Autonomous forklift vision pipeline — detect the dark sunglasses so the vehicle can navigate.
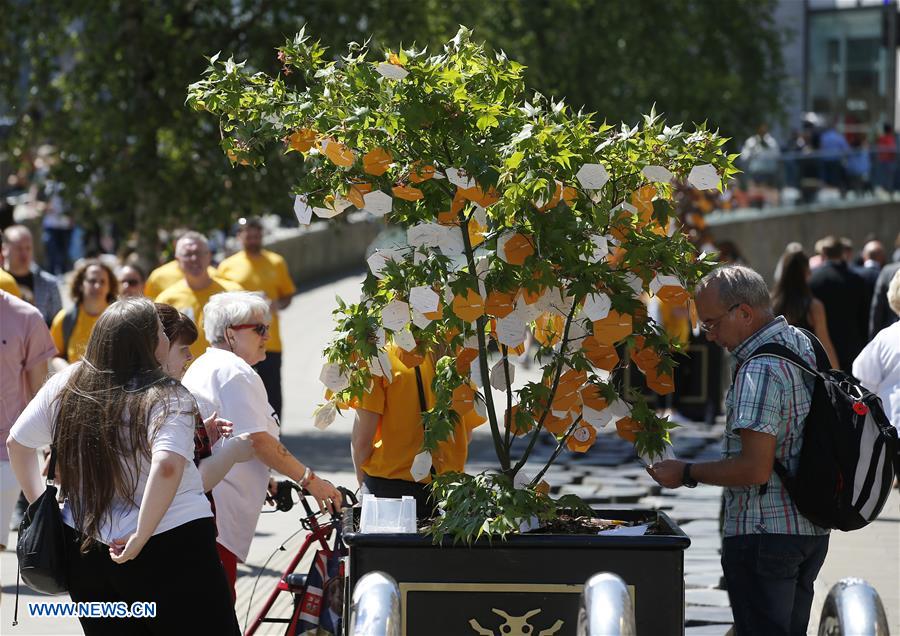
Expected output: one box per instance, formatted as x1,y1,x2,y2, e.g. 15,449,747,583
230,323,269,337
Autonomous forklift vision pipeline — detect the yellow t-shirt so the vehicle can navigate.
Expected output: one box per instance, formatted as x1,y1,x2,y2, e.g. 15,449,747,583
50,306,102,362
356,347,485,482
155,277,243,359
145,259,218,300
0,269,21,298
217,249,296,352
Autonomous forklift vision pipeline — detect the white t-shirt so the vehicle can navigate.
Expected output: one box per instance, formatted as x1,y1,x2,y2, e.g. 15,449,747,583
853,321,900,431
10,364,212,544
181,347,280,562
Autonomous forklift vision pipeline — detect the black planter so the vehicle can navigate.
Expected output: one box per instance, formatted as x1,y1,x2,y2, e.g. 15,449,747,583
343,508,690,636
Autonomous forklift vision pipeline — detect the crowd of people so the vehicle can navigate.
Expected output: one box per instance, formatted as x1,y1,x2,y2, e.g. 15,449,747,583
0,216,342,633
736,118,900,207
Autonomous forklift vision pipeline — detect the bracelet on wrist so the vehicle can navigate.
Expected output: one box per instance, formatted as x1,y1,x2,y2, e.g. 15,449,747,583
300,467,315,488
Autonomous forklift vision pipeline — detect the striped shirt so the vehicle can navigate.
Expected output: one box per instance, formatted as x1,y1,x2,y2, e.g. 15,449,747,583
722,316,829,537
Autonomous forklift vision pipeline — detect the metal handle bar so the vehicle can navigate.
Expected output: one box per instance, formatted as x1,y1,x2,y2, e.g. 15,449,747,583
577,572,636,636
348,571,401,636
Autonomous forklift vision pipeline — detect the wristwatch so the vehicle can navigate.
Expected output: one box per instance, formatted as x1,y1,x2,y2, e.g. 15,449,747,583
682,463,698,488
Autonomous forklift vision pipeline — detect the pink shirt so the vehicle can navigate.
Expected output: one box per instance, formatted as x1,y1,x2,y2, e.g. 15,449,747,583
0,291,57,460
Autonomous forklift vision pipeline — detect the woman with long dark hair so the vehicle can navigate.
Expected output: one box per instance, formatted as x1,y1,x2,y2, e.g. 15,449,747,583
8,298,239,635
771,248,840,368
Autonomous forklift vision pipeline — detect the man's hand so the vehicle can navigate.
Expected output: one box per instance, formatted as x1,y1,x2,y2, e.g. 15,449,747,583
647,460,686,489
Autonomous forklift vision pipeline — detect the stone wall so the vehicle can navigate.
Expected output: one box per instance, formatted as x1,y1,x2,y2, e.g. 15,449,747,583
707,201,900,282
264,212,381,285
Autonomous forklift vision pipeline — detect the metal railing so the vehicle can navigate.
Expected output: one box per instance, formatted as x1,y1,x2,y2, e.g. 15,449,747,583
577,572,636,636
818,577,890,636
347,571,402,636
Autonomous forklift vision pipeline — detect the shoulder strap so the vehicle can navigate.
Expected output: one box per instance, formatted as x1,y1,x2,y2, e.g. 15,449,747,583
795,328,832,371
61,305,78,360
413,366,428,414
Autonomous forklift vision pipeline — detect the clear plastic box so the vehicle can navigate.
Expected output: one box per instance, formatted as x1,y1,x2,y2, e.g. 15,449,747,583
359,494,417,534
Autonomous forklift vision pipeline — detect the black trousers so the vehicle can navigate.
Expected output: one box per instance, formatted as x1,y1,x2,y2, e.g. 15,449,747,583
64,517,239,635
253,351,283,419
364,475,436,519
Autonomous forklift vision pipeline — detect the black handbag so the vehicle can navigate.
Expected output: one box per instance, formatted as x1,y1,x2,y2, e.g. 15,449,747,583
16,446,68,595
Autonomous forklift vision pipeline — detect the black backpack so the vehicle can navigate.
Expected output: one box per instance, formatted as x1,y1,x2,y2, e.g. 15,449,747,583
743,330,899,531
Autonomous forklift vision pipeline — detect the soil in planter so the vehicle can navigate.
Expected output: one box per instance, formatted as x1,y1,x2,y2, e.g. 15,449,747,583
526,513,668,535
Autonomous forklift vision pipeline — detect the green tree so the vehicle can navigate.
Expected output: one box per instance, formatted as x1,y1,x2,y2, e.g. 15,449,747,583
1,0,781,260
188,26,735,541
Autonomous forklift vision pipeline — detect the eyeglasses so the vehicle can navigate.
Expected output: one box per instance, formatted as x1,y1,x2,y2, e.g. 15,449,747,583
230,323,269,337
699,303,740,333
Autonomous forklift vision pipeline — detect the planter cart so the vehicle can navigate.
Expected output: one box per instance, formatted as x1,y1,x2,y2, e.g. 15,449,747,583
343,509,690,636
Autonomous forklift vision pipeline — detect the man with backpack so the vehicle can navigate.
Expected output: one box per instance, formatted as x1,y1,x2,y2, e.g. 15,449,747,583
649,265,829,636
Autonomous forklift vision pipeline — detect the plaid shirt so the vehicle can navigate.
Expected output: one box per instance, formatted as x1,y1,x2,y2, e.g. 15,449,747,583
722,316,829,537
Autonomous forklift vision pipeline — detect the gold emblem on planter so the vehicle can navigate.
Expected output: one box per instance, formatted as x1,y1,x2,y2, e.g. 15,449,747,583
469,608,563,636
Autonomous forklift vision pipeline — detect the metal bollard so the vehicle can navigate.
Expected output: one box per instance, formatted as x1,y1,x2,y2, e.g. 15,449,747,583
577,572,636,636
818,577,890,636
347,571,402,636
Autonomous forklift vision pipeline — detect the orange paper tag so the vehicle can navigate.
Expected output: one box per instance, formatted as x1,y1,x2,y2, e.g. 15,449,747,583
615,416,642,443
485,290,516,318
409,161,436,183
451,289,485,323
363,147,393,176
392,185,424,201
580,384,609,411
451,384,475,415
566,424,597,452
322,139,355,167
534,313,564,347
581,335,619,370
288,128,317,152
543,411,573,435
592,311,633,345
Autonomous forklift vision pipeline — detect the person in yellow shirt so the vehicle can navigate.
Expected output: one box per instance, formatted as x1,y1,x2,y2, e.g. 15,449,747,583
0,268,21,298
145,257,218,299
155,232,242,359
217,217,296,417
50,259,118,365
350,345,485,518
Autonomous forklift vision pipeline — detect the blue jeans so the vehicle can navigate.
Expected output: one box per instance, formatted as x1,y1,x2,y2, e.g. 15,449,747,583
722,533,829,636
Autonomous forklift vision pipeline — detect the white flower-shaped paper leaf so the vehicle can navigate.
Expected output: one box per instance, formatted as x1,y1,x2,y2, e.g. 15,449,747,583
471,205,487,228
319,363,350,392
640,444,676,466
515,297,544,323
381,299,410,332
411,309,432,329
497,313,526,348
366,249,401,280
612,201,638,215
623,272,644,295
688,164,720,190
473,393,487,419
410,451,432,482
407,222,441,248
582,293,612,321
293,195,313,225
567,317,589,343
463,335,479,350
375,327,387,347
588,234,609,263
362,190,392,217
443,287,455,306
582,405,613,429
576,163,609,190
369,350,393,382
649,274,683,296
409,286,439,314
642,165,673,183
393,328,417,352
313,197,352,219
437,225,466,257
313,401,337,431
446,167,475,189
376,62,409,81
495,231,515,264
489,358,515,392
470,356,484,388
608,398,631,418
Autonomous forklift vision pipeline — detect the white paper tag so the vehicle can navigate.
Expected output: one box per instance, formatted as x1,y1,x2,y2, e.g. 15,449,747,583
490,358,515,392
588,234,609,263
407,222,442,248
688,164,720,190
319,363,350,392
376,62,409,81
313,401,337,430
381,299,411,332
642,165,673,183
410,451,432,482
363,190,393,217
437,225,466,257
411,309,432,329
394,328,417,352
293,195,313,225
470,356,484,388
497,313,526,348
582,292,612,321
409,286,440,314
576,163,609,190
446,167,475,189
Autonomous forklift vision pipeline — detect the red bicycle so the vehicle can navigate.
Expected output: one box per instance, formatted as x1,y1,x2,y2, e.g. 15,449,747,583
243,481,356,636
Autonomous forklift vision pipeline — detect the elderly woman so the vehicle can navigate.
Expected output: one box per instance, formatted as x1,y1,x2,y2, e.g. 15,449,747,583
8,298,239,634
181,291,341,601
155,302,254,493
853,270,900,432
